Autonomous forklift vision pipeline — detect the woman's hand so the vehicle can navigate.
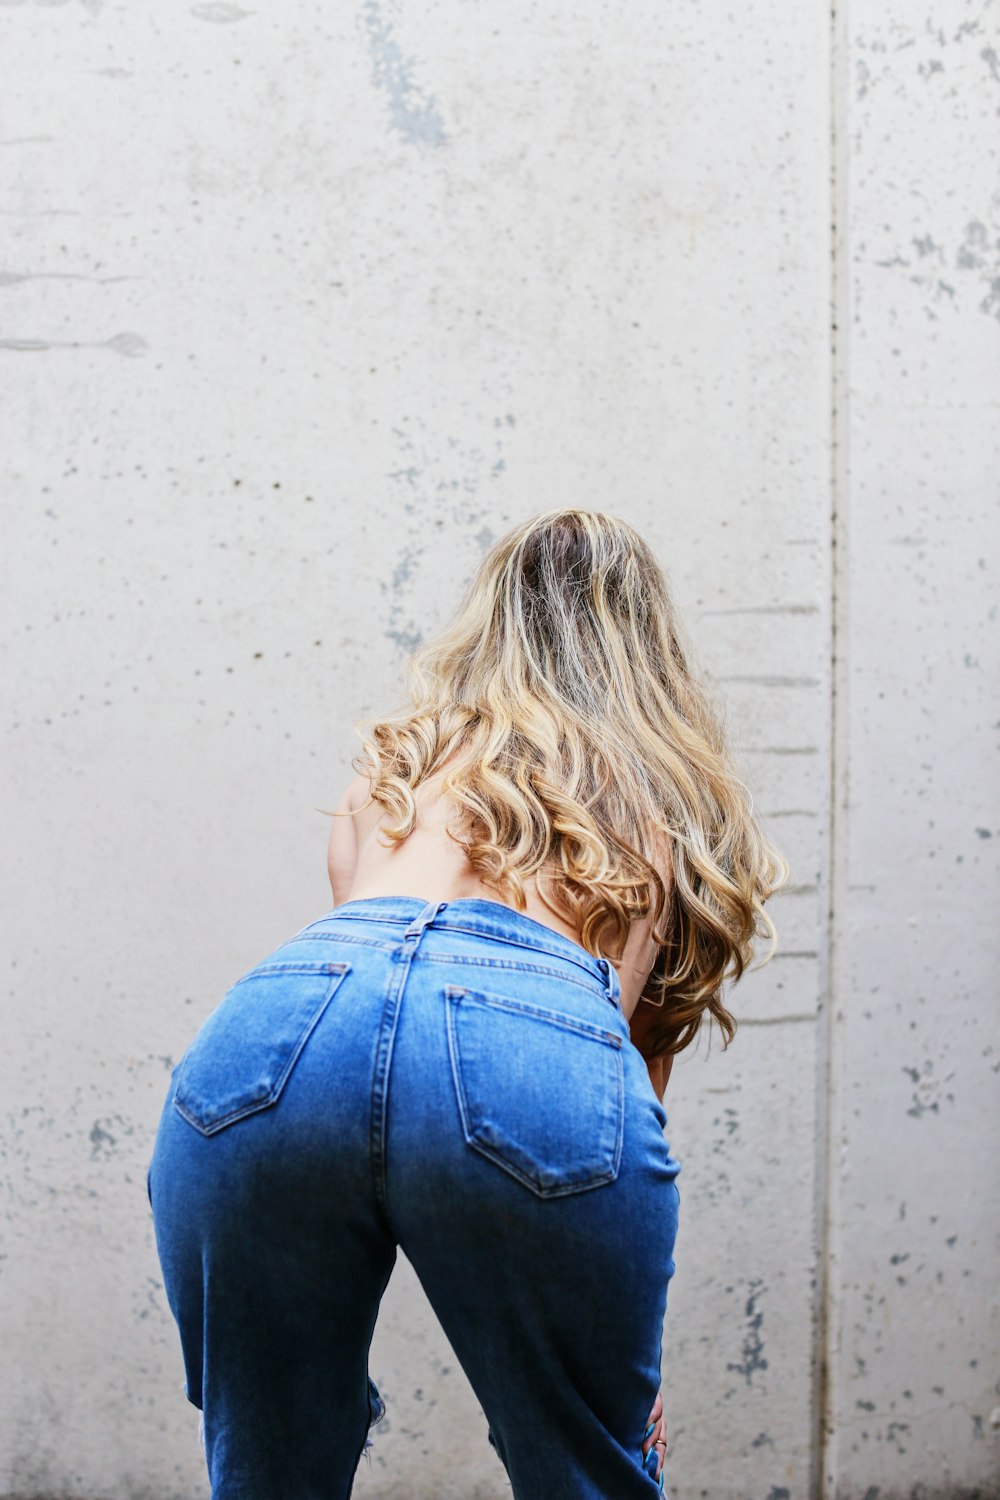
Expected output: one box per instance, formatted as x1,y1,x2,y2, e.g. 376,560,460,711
641,1387,667,1487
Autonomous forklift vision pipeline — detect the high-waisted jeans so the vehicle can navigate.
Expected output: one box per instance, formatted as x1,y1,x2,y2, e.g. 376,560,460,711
148,896,681,1499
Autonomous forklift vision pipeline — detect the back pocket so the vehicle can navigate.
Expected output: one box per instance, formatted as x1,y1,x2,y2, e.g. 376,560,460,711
445,985,624,1198
174,961,351,1136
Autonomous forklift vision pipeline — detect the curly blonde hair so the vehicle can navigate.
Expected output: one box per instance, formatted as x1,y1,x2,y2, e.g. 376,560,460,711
350,508,787,1061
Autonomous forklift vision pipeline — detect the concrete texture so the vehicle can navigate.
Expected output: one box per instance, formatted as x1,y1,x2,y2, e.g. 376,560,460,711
824,4,1000,1497
0,2,996,1497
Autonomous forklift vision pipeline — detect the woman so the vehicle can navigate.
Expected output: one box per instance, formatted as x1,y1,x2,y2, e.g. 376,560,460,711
148,508,786,1499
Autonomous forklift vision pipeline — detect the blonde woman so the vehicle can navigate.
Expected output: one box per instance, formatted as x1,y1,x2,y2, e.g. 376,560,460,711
148,509,786,1499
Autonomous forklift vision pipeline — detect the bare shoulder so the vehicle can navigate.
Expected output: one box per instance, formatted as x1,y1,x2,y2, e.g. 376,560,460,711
326,773,374,904
339,772,373,812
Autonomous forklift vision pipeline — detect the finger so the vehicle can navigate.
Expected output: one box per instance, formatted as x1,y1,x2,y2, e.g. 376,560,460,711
642,1413,666,1458
642,1390,664,1453
642,1438,667,1487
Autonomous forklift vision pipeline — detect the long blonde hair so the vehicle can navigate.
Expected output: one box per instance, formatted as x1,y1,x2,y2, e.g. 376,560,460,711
350,508,787,1060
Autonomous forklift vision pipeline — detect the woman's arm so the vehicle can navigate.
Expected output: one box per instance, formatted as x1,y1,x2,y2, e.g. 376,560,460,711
326,775,369,906
645,1053,673,1104
627,1000,675,1103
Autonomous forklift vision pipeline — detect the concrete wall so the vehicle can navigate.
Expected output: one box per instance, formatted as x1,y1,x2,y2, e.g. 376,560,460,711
1,3,995,1498
826,4,1000,1496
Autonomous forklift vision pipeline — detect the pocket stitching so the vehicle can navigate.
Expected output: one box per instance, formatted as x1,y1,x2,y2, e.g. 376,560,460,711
444,985,623,1048
444,985,625,1198
174,962,350,1136
232,959,350,984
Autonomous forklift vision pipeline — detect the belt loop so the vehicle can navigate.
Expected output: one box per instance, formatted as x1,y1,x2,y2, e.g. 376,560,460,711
403,899,449,941
597,956,621,1008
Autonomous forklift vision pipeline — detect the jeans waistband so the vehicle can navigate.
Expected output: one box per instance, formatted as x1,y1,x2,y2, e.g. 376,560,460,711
327,896,621,1005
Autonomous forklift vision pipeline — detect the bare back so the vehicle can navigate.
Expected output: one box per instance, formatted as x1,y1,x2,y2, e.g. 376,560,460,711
327,769,664,1025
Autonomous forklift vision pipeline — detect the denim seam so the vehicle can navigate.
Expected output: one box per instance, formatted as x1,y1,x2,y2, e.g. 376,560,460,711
369,955,408,1224
441,920,605,975
287,931,400,953
286,932,616,1009
302,912,612,991
444,985,623,1046
423,952,616,1007
231,959,349,986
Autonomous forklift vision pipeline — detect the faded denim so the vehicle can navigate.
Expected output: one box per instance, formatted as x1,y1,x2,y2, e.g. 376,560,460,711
148,896,681,1499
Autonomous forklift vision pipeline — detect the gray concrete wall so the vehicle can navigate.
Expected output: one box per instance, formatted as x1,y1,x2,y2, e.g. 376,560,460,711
0,3,995,1498
825,4,1000,1496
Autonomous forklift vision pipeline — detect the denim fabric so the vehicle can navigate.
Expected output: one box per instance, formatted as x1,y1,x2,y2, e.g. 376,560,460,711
148,896,681,1499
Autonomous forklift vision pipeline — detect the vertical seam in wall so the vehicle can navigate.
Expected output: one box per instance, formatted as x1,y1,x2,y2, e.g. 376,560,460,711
814,1,850,1497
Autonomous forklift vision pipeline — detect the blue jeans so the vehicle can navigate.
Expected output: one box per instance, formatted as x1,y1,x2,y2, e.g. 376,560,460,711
148,896,681,1499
